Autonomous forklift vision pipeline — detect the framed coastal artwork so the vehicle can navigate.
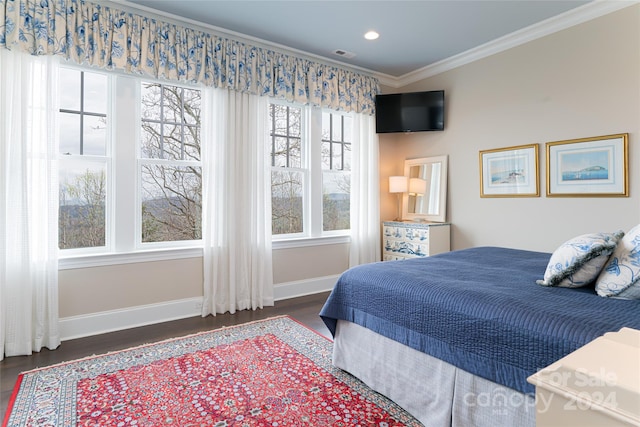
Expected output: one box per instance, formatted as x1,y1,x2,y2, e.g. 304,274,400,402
546,134,628,197
479,144,539,197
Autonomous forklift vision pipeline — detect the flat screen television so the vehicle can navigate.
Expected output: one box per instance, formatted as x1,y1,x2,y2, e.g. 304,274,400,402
375,90,444,133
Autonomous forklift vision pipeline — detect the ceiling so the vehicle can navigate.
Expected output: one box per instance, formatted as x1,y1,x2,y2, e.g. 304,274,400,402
123,1,595,82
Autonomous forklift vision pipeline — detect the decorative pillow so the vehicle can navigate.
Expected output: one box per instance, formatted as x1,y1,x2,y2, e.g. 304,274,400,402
537,231,624,288
596,224,640,299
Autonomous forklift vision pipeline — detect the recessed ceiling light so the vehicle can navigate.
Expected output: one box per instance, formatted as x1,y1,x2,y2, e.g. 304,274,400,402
364,31,379,40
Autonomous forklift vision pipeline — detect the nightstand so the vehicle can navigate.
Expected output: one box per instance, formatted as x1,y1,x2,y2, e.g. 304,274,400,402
528,327,640,426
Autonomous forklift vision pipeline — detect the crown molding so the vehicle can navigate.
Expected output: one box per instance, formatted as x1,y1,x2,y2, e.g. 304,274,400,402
377,0,638,89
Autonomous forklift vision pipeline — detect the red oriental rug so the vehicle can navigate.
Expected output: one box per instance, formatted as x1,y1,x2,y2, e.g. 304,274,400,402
3,316,421,426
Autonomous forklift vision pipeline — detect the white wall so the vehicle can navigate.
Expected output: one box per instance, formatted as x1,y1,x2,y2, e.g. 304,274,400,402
380,5,640,252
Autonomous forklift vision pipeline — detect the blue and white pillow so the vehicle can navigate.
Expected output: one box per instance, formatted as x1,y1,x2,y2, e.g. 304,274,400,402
596,224,640,299
537,231,624,288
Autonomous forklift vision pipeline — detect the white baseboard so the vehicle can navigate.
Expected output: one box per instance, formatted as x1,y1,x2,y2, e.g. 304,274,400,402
273,274,340,301
59,297,203,341
59,275,340,341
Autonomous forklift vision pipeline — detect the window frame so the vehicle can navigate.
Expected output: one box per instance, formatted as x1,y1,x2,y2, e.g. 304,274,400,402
58,67,204,267
137,80,203,249
268,100,352,243
320,110,352,234
269,100,309,239
57,65,113,256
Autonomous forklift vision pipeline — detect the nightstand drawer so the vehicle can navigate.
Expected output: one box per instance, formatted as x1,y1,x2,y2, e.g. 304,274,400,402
383,237,430,257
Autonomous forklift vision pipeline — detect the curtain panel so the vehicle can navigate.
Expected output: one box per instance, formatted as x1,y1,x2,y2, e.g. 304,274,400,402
0,49,60,360
349,113,381,267
0,0,379,114
201,88,274,316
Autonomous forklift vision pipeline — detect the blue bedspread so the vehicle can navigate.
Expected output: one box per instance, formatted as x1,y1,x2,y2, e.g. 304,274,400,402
320,246,640,394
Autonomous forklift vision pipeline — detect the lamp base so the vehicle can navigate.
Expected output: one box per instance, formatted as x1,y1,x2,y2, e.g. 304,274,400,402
395,193,403,222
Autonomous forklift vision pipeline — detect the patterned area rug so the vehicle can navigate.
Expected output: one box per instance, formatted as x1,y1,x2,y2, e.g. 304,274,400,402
3,316,421,426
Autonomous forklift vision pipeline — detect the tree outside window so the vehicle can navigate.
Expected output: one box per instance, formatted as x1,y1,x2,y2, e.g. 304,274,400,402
321,112,351,232
58,68,109,250
268,102,351,238
140,83,202,243
269,103,304,235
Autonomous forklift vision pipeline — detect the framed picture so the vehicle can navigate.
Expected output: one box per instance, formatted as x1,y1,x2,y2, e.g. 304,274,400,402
479,144,539,197
546,133,628,197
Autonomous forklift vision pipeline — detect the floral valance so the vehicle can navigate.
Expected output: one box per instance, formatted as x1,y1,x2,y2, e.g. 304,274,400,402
0,0,378,114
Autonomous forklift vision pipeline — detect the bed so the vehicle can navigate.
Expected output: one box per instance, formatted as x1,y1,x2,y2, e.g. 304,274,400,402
319,246,640,426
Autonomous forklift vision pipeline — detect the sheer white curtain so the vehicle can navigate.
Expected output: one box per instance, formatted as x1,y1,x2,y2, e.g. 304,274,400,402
201,87,274,316
0,49,60,360
349,113,380,267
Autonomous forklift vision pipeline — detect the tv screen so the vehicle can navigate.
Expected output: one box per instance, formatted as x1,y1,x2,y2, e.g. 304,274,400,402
375,90,444,133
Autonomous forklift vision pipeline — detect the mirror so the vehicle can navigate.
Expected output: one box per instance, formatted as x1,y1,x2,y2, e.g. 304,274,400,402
402,155,448,222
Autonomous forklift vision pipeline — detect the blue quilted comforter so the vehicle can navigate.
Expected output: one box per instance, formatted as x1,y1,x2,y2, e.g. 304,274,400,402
320,246,640,394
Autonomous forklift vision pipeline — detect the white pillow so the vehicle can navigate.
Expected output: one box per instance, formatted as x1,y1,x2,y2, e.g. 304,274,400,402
537,231,624,288
596,224,640,299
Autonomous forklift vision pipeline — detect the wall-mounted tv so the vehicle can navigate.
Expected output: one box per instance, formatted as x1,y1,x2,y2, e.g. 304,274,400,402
375,90,445,133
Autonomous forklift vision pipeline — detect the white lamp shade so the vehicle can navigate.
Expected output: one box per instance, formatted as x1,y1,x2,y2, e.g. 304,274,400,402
409,177,427,195
389,176,408,193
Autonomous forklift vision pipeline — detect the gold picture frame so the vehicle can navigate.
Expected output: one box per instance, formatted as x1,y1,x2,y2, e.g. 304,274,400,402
546,133,628,197
479,144,539,198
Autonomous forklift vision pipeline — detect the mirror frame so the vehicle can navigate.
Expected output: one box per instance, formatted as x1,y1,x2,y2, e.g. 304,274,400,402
402,155,448,222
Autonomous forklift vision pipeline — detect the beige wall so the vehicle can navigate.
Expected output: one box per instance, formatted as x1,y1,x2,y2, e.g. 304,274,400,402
272,244,349,284
59,244,350,318
59,5,639,319
380,5,640,252
59,258,203,317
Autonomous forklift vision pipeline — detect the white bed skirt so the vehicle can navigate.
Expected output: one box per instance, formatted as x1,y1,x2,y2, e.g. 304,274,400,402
333,320,536,427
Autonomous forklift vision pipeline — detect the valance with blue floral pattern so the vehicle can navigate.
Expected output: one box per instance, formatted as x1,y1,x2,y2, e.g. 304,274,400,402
0,0,378,114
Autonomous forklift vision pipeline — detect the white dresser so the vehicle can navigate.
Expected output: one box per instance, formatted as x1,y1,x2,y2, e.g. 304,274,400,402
382,221,450,261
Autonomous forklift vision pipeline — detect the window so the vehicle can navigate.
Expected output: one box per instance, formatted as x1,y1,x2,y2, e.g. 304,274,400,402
321,112,351,232
57,64,346,260
58,65,203,258
268,102,351,239
139,83,202,244
269,103,305,235
58,68,110,251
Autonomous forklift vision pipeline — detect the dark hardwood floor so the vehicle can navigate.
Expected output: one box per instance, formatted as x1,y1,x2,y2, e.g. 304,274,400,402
1,291,331,421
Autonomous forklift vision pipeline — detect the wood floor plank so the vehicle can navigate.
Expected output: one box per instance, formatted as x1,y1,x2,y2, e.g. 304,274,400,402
0,292,331,421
